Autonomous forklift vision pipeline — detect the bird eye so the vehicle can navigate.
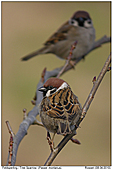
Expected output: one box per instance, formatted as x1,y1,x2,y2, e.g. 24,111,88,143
87,20,91,24
49,86,53,89
70,20,74,24
46,87,57,97
84,19,92,28
69,19,78,27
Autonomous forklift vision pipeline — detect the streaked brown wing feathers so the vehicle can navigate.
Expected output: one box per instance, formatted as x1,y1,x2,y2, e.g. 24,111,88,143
62,88,81,122
44,21,72,45
46,87,80,122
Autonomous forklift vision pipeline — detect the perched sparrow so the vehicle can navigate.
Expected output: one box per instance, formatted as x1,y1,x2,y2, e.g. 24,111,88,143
38,78,82,137
22,10,95,61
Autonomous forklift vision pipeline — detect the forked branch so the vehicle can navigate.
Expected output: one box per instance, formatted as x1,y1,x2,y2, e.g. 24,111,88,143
44,53,111,166
6,35,110,165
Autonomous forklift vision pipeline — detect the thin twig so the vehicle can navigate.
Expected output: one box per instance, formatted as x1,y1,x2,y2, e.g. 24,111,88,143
23,108,27,120
8,134,14,166
41,67,47,83
6,121,15,138
33,119,44,127
81,53,111,120
56,36,111,77
57,41,77,78
44,53,111,166
6,121,15,165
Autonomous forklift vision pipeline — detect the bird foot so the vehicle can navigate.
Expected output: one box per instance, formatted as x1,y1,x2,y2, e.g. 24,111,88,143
47,132,55,152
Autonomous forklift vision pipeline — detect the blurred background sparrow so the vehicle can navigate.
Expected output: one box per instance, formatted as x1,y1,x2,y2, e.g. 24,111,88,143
22,10,95,61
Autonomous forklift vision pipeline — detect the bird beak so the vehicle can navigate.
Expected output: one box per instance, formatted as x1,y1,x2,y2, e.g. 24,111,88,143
38,86,46,92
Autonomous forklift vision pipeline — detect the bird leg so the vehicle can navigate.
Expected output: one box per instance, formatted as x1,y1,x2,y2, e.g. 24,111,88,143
47,131,80,152
47,131,55,152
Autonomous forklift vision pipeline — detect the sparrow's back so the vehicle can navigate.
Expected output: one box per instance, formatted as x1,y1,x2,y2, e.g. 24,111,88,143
40,86,82,135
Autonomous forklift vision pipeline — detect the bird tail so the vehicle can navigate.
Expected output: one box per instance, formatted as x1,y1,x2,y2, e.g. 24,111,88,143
21,46,49,61
57,120,72,135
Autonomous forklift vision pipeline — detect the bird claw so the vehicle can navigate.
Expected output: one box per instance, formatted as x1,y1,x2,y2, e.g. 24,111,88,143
47,137,54,152
47,132,54,152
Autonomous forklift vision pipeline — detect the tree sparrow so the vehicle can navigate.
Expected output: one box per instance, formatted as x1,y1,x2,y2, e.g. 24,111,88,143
22,10,95,61
38,78,82,137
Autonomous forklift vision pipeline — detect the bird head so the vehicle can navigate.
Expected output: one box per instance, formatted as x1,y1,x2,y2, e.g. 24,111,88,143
69,10,93,28
38,78,68,97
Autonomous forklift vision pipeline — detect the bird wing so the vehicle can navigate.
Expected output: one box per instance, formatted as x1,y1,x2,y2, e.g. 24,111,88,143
21,21,73,61
46,88,82,134
41,87,82,135
47,87,82,122
44,21,72,45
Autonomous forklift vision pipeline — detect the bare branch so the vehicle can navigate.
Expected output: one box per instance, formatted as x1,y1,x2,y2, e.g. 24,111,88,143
41,67,47,83
55,35,111,77
6,121,15,166
33,119,44,127
6,35,110,165
6,121,15,138
93,35,111,48
8,134,14,166
57,41,77,78
44,53,111,166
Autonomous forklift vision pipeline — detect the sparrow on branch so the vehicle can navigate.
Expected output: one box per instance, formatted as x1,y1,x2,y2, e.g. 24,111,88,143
38,78,82,149
22,10,95,61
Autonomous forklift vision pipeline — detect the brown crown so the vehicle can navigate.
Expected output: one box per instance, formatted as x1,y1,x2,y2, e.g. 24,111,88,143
43,78,66,89
71,10,91,20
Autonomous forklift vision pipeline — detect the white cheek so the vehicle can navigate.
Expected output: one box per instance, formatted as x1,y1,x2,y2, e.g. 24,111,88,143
57,82,68,92
46,83,68,97
69,19,78,27
46,90,51,97
84,20,92,28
